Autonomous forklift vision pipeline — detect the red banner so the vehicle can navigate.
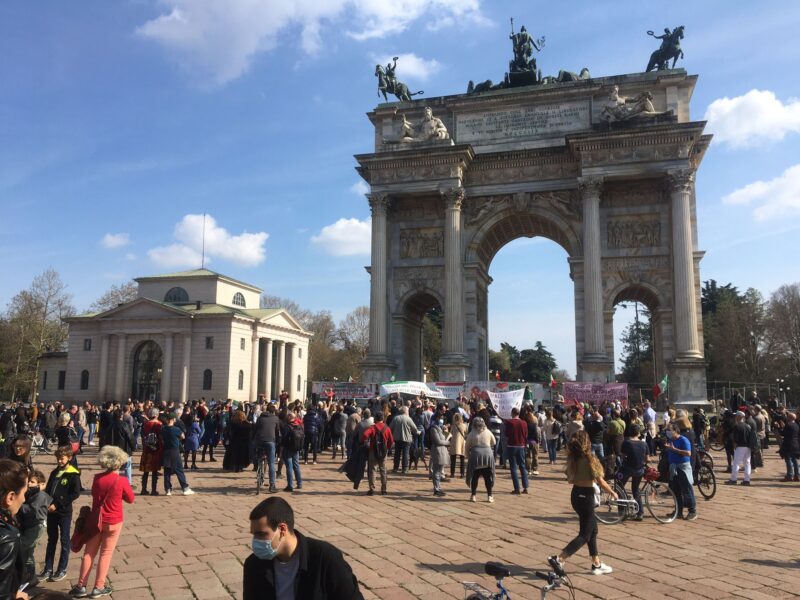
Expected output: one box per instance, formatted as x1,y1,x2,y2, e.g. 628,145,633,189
562,382,628,407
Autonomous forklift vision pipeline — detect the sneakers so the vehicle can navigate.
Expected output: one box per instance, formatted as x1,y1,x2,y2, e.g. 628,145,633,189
150,490,159,496
283,486,293,492
741,481,751,486
268,485,277,493
39,568,52,580
532,470,540,475
547,556,566,577
165,489,172,496
69,586,88,598
633,514,644,521
366,489,374,496
591,562,613,575
724,480,737,485
89,586,113,598
522,488,529,495
685,511,698,521
470,494,477,503
510,489,521,495
433,490,446,497
182,488,195,496
49,571,67,582
487,496,494,503
140,489,149,496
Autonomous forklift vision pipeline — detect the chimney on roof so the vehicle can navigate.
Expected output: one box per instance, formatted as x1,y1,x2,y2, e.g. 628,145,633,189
195,301,202,310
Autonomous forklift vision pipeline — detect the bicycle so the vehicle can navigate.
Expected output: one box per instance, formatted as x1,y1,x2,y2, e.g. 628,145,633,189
30,431,56,458
255,449,268,495
597,467,678,524
695,462,716,500
462,562,576,600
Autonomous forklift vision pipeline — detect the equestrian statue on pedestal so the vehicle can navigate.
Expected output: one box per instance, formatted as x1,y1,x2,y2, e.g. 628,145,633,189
646,25,685,71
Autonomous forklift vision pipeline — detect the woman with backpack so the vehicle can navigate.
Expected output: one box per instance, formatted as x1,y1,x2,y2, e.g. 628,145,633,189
138,409,162,496
280,412,304,493
543,410,561,464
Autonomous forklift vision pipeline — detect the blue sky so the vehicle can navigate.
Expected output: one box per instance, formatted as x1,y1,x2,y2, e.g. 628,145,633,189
2,1,800,378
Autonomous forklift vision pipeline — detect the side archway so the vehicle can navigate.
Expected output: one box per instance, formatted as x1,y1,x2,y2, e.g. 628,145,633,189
392,288,443,381
131,340,163,402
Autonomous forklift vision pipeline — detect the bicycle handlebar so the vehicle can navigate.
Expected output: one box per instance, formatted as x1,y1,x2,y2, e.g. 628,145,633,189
535,571,550,581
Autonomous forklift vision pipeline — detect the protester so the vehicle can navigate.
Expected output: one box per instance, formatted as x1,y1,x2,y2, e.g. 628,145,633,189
160,414,195,496
0,458,30,600
9,436,33,473
253,405,282,493
223,410,252,473
389,406,415,474
281,411,303,493
504,408,529,495
543,410,560,464
139,408,162,496
726,411,755,486
447,412,467,479
70,445,135,598
329,405,347,461
18,469,51,586
664,423,697,520
243,497,364,600
362,411,393,496
109,409,135,485
42,446,82,582
618,425,647,521
547,431,615,577
200,408,221,463
302,405,322,465
779,412,799,482
465,417,496,503
428,414,450,497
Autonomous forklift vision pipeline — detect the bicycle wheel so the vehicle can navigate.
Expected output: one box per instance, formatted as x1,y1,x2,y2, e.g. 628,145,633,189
596,482,627,525
709,433,724,452
696,464,716,500
698,450,714,470
644,481,678,523
256,458,265,495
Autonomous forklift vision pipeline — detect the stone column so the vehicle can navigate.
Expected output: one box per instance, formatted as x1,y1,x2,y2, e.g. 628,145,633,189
368,193,390,357
180,334,192,405
580,176,605,356
113,334,126,402
98,335,110,401
669,169,702,359
275,341,285,396
249,332,259,403
162,334,173,403
261,338,273,400
288,343,299,398
438,187,470,381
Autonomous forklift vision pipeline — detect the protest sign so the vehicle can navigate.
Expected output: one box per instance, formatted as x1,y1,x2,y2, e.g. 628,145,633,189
312,381,375,399
562,382,628,407
380,381,446,399
486,388,525,418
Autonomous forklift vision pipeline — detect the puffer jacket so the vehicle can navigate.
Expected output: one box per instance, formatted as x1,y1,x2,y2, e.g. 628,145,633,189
0,513,21,600
303,410,322,436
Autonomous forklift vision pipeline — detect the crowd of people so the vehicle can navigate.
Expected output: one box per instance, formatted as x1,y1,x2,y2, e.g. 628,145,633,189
0,387,797,600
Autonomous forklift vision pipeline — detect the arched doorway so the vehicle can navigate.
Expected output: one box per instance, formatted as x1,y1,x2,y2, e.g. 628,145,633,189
131,341,163,402
393,290,443,381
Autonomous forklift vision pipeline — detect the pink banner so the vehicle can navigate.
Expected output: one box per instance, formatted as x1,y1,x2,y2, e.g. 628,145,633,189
562,382,628,407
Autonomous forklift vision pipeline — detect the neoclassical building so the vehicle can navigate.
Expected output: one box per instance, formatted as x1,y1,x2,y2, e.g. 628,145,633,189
38,269,312,405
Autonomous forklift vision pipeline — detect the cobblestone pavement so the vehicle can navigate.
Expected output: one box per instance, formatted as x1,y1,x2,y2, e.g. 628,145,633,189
32,444,800,600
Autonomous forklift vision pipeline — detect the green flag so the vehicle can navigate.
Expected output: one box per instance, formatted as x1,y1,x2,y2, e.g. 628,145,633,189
658,374,669,394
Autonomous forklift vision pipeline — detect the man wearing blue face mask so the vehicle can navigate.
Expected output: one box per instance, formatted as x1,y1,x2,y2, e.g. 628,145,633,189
243,497,364,600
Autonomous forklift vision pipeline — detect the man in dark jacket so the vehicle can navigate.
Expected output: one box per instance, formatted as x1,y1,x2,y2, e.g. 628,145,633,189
253,405,282,493
244,497,363,600
779,412,800,482
42,447,81,581
98,402,114,448
302,408,322,465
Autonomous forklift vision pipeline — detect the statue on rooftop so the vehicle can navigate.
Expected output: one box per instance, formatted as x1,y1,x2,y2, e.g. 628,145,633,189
375,56,424,102
509,19,544,74
646,26,685,71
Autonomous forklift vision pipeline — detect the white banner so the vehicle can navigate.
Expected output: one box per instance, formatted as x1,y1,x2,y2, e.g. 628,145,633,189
487,389,525,419
380,381,446,399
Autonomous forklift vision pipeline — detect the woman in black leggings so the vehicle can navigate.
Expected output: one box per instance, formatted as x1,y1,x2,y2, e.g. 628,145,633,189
465,417,496,503
548,430,616,576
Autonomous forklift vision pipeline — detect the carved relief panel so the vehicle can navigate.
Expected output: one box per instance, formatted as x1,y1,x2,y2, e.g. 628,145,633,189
400,228,444,258
607,218,661,249
392,266,445,301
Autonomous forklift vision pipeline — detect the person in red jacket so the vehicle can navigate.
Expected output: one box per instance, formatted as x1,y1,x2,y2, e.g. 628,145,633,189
361,412,394,496
504,407,529,494
70,446,134,598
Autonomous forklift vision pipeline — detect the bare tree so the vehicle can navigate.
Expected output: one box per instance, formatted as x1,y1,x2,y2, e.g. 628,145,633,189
337,306,369,360
89,281,138,312
4,269,74,401
768,283,800,375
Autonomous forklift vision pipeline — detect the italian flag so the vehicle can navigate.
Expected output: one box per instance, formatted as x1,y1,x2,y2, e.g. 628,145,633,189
657,374,668,395
549,373,558,389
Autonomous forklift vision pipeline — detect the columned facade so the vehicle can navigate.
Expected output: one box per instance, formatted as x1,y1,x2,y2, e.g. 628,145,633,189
249,332,259,403
274,341,285,396
114,334,126,402
162,333,173,403
97,335,109,400
261,338,273,400
180,334,192,405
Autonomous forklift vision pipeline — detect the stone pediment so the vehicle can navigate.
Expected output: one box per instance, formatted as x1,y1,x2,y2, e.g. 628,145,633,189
259,310,308,333
92,298,190,320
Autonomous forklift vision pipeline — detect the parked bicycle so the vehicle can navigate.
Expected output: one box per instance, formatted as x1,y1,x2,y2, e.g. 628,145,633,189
463,562,575,600
255,448,268,495
597,466,678,524
30,431,56,458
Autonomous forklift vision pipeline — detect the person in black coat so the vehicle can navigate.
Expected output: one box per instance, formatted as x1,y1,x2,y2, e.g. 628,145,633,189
223,410,252,472
779,412,800,482
244,497,363,600
0,458,31,600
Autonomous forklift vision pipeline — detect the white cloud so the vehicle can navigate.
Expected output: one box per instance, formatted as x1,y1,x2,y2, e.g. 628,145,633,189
125,253,138,261
722,163,800,221
349,180,369,196
704,89,800,148
137,0,485,86
311,218,370,256
101,232,131,249
370,52,441,81
148,214,269,268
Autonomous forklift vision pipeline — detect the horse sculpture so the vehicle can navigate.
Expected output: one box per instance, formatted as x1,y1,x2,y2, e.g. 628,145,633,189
646,25,684,72
375,64,424,102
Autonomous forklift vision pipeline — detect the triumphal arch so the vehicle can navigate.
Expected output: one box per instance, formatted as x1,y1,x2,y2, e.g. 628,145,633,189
358,44,710,404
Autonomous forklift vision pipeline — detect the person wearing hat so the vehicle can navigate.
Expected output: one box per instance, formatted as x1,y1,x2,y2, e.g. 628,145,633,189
726,411,755,486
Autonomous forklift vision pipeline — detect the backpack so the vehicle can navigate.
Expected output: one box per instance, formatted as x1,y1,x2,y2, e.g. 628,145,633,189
290,424,305,452
551,420,562,436
373,425,387,460
144,431,159,451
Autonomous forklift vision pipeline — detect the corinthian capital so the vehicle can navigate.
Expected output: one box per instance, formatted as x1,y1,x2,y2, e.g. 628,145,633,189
440,186,465,210
577,175,604,198
667,169,695,193
368,192,390,216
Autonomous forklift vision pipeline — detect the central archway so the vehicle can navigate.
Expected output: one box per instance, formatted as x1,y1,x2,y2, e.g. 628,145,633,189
131,340,163,402
392,289,443,381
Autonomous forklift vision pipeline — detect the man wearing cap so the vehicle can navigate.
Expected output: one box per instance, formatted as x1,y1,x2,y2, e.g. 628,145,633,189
726,411,755,486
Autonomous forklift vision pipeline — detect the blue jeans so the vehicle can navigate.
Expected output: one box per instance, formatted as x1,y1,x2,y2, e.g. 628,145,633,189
547,440,558,462
120,457,132,484
786,456,799,478
591,443,605,460
285,451,302,489
258,442,277,487
45,511,71,573
507,446,529,492
88,423,96,444
670,465,696,513
432,464,444,492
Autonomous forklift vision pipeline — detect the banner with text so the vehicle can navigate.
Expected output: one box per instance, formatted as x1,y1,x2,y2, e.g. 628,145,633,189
562,382,628,407
312,381,375,400
486,389,526,418
380,381,447,399
429,382,466,400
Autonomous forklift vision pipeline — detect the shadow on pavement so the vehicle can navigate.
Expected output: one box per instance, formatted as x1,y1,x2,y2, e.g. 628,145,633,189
741,558,800,569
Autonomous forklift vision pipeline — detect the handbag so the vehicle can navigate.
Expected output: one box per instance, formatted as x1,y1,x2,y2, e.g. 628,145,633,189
70,475,119,553
69,427,80,455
